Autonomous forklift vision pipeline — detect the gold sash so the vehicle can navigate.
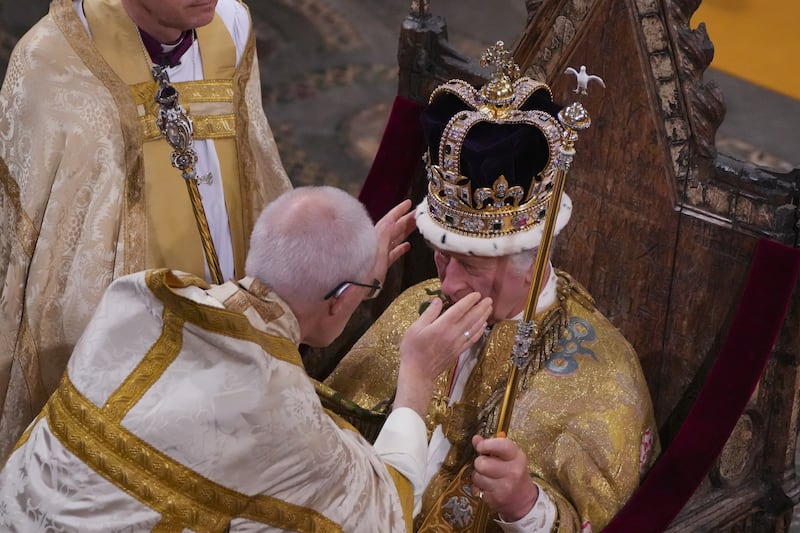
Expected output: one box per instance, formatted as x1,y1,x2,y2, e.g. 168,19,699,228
83,0,245,278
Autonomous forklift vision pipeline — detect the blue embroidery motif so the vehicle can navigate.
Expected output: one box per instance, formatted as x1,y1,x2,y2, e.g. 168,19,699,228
545,317,598,375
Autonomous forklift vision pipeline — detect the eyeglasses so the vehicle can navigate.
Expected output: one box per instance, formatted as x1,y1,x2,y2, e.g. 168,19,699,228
323,278,382,300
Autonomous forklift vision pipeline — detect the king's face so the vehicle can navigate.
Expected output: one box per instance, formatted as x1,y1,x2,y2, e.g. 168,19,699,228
433,248,530,323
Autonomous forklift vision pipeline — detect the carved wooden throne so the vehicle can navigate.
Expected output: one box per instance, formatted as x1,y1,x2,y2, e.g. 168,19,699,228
390,0,800,530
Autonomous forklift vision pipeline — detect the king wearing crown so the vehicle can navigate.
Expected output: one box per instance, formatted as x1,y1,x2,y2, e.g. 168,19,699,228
327,42,659,532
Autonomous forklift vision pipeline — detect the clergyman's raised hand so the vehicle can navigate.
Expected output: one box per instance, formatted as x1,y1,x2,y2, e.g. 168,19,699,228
370,199,415,286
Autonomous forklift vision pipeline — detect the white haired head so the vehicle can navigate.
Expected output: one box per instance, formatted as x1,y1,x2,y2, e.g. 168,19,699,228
245,186,377,309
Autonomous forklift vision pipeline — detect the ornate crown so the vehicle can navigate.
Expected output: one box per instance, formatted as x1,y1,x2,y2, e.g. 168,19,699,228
416,41,572,256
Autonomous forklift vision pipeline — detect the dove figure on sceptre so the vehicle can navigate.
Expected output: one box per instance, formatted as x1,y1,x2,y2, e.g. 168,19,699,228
565,66,605,95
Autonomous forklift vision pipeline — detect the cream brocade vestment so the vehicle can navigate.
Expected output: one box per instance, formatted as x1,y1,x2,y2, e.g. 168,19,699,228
0,270,414,532
0,0,291,459
326,273,660,532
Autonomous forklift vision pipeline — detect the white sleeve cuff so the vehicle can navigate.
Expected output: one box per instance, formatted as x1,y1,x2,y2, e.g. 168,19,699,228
495,482,557,533
373,407,428,516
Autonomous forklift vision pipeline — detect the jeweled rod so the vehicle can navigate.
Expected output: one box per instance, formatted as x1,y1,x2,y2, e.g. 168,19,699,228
153,65,224,285
472,76,596,533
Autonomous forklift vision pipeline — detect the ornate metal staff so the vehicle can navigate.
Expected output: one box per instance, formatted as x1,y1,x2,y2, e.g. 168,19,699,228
153,65,224,285
473,65,600,531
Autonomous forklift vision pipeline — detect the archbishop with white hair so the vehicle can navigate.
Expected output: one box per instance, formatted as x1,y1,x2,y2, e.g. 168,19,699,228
0,186,492,532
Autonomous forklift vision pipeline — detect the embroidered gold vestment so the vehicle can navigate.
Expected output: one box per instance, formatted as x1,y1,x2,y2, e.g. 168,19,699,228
326,272,660,532
0,0,291,459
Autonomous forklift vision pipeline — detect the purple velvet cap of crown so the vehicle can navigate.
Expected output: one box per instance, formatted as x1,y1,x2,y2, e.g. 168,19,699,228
415,79,573,256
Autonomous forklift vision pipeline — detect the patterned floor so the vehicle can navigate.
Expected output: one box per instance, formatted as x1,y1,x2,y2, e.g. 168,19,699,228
1,0,798,528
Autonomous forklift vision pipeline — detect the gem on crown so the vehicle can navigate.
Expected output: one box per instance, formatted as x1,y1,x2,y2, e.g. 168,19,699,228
423,42,566,239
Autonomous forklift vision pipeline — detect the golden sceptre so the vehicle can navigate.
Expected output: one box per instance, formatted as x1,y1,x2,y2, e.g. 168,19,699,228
153,65,224,285
472,65,600,531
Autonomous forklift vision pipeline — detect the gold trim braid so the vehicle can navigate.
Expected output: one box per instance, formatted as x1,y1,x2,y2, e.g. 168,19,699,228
0,157,39,258
131,79,235,108
51,0,147,274
102,307,184,422
145,270,303,368
386,466,414,533
131,79,237,141
140,113,236,142
231,15,258,242
45,374,343,532
47,375,237,531
37,269,342,531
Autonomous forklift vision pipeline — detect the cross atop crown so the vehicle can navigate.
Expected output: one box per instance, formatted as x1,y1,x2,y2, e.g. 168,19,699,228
479,41,521,113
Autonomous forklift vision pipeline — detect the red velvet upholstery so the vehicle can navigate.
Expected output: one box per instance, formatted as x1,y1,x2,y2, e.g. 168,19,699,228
358,95,426,222
605,238,800,532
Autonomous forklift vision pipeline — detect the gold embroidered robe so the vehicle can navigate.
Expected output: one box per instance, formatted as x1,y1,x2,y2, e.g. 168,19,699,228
0,0,291,459
0,270,413,532
326,273,660,532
